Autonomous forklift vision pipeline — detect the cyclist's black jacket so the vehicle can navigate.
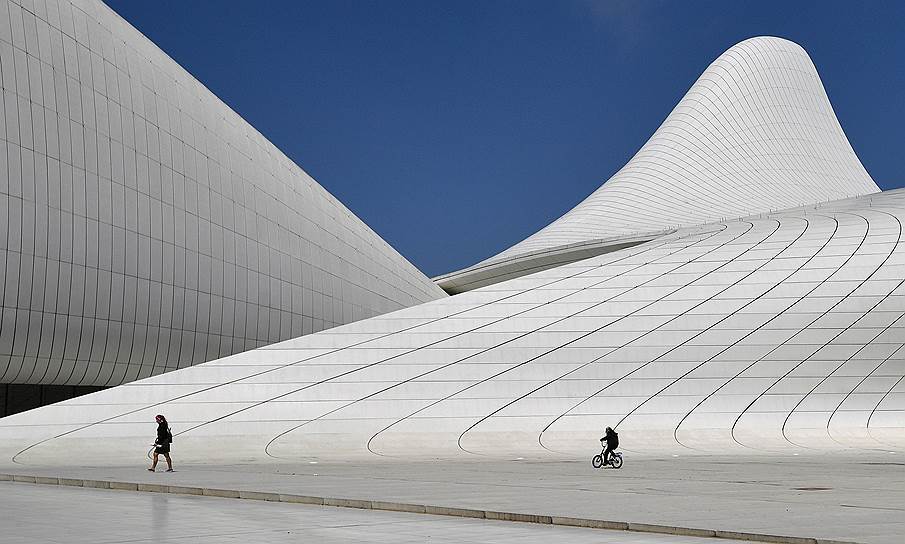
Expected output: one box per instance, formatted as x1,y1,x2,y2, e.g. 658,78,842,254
603,429,619,448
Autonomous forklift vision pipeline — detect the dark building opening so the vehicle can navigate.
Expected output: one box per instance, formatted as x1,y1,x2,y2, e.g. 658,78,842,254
0,384,106,418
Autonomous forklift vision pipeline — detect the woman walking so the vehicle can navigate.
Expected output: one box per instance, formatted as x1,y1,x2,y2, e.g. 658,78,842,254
148,414,174,472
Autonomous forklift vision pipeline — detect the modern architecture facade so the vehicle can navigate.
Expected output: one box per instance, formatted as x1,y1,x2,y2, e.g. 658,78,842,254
0,12,902,464
0,0,445,414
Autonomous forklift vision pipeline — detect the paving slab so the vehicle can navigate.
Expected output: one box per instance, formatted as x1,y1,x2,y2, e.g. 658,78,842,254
2,481,754,544
2,452,901,544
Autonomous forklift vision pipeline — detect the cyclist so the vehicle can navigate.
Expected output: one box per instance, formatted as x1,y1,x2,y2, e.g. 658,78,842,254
600,426,619,466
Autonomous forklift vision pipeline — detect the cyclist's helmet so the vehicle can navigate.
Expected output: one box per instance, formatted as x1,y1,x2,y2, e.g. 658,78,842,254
155,414,165,424
606,427,613,433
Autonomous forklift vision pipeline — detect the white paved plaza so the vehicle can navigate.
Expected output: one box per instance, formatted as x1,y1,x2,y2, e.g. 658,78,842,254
2,453,901,543
1,480,758,544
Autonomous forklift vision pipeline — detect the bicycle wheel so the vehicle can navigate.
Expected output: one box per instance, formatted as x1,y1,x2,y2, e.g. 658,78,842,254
611,453,623,469
592,454,604,468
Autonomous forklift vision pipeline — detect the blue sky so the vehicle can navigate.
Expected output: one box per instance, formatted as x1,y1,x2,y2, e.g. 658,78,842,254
103,0,905,277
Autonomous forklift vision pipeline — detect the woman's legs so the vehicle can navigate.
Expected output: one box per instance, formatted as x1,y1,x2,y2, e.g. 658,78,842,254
150,452,159,470
163,453,172,471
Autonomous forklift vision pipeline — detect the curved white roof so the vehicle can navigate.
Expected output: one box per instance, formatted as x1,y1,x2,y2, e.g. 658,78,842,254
485,37,879,265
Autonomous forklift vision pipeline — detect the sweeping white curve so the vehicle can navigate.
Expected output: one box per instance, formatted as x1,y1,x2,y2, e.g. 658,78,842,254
484,37,879,265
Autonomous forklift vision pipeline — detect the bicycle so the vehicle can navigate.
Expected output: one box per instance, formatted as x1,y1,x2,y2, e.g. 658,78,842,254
592,449,623,469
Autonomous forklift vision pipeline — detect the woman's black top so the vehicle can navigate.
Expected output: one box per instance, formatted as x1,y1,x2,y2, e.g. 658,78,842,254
156,423,172,445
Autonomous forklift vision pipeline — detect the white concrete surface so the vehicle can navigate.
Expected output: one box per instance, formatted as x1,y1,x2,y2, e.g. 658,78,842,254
2,453,901,543
2,481,754,544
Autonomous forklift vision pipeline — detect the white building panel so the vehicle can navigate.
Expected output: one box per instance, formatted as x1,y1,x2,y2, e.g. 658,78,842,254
0,0,445,388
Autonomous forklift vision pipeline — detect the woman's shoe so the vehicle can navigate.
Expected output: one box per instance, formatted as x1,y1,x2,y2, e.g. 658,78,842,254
147,468,155,472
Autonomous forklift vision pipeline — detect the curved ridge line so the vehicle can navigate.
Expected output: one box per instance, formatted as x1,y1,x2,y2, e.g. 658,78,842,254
534,219,799,455
458,219,791,455
257,227,725,459
357,225,737,458
784,209,903,449
264,232,702,458
672,214,841,449
728,211,875,450
604,215,817,449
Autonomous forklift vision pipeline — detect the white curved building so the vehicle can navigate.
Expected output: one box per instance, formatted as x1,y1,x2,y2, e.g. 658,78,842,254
0,0,445,411
2,33,902,464
437,37,879,293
